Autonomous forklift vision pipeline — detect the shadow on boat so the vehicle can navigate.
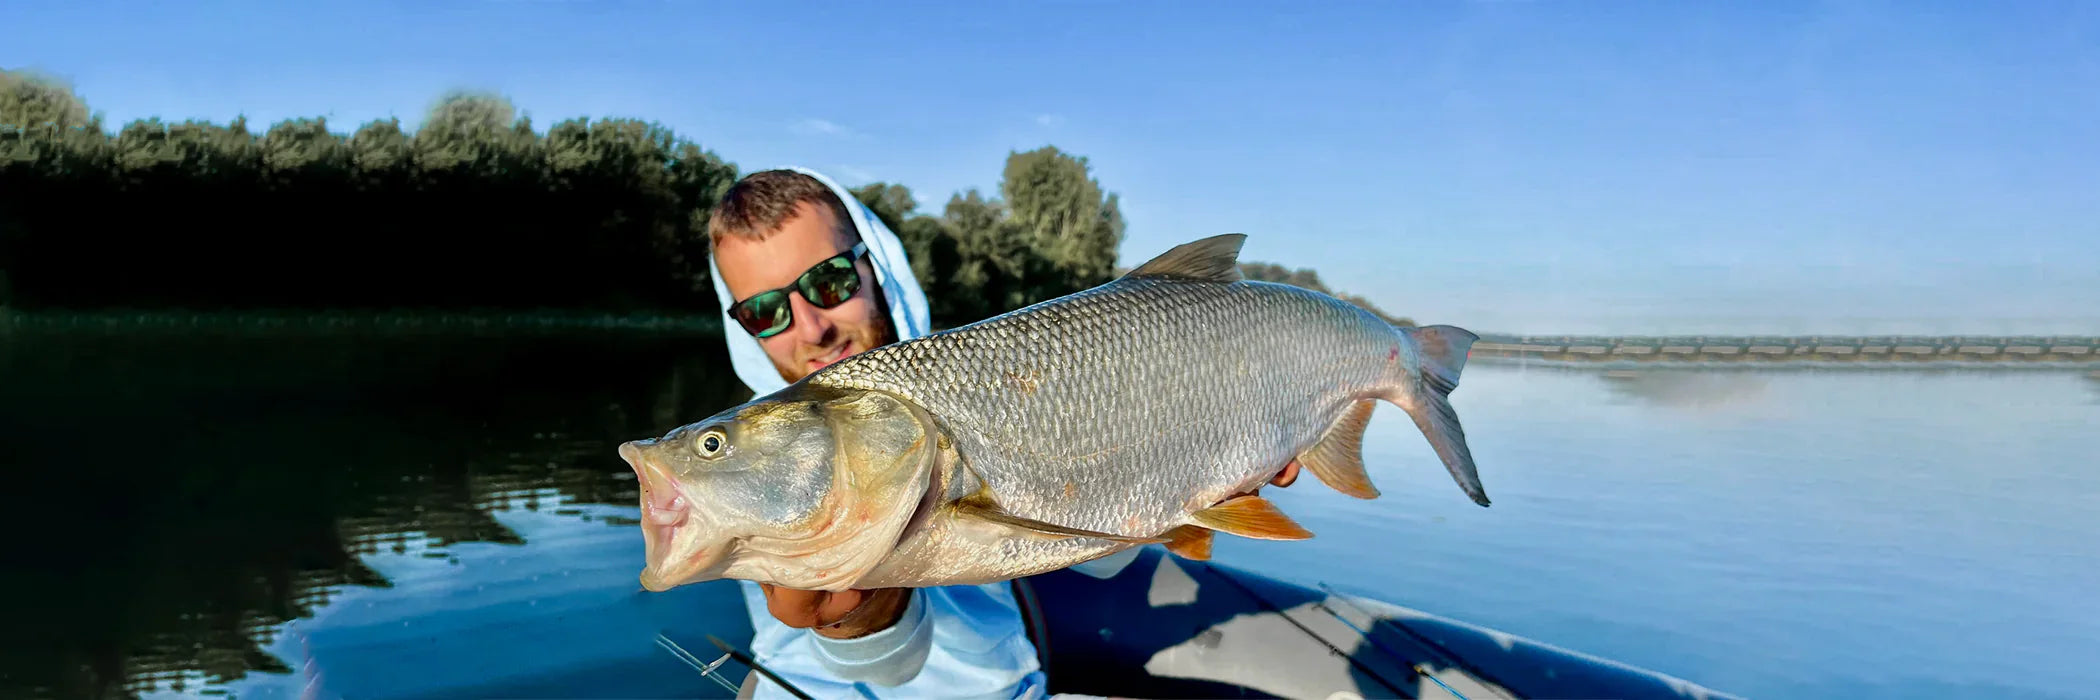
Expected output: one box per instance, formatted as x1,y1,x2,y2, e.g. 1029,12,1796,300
1022,546,1739,700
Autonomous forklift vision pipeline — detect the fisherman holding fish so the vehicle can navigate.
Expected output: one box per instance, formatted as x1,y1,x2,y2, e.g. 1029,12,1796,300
636,166,1487,697
692,167,1128,698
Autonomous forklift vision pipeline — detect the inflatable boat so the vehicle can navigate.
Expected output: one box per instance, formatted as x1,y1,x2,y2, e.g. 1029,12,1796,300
289,537,1735,699
1003,546,1735,699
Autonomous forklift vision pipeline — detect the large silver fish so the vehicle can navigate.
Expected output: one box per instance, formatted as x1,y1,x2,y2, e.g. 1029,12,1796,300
619,234,1489,593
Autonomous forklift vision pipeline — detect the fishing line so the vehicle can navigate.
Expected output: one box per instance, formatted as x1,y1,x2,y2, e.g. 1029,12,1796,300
1304,600,1473,700
654,630,817,699
1316,582,1515,700
653,632,742,695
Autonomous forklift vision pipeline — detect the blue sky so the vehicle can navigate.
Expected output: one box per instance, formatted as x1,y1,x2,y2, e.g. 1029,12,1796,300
9,1,2097,334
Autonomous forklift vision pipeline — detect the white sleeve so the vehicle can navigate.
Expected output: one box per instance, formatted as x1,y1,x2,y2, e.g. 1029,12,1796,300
805,587,934,687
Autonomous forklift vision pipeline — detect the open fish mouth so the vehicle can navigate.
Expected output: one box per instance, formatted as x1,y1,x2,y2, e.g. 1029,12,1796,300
620,441,724,591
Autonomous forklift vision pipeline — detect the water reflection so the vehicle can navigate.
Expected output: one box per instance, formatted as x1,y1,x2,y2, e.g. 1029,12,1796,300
5,334,2095,699
0,332,751,699
1595,369,1769,411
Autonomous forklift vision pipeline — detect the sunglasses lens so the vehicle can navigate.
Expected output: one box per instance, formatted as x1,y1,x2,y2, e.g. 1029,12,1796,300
733,291,791,338
802,257,861,308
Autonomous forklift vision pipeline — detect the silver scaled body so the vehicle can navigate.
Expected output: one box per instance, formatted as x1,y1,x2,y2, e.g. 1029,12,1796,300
808,274,1422,588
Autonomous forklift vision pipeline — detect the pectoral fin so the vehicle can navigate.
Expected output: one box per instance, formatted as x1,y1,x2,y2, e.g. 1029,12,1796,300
1188,495,1314,541
1299,399,1381,499
1163,525,1214,560
954,498,1169,544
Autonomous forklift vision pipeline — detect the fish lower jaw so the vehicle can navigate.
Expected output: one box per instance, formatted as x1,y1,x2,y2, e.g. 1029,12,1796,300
639,538,723,593
639,512,727,592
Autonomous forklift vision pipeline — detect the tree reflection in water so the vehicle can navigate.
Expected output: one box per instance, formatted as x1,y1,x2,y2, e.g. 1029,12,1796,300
0,330,750,699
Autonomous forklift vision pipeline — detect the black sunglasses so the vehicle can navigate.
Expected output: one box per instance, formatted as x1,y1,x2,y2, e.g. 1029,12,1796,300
728,241,869,339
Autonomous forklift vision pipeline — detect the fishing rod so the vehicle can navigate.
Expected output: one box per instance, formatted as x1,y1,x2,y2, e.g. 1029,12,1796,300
652,631,815,700
708,634,817,700
653,632,742,695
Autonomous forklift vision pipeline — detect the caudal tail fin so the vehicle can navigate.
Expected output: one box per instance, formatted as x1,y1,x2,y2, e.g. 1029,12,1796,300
1395,324,1490,507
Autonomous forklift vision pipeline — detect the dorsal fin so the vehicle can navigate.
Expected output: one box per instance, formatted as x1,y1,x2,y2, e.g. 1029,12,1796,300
1120,234,1247,283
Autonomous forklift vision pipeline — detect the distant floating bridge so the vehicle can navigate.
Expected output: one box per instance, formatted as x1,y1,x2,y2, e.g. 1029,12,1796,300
1470,334,2100,369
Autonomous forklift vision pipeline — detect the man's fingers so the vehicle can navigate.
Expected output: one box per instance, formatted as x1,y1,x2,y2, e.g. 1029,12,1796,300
816,588,866,626
1272,460,1301,487
759,584,893,632
761,584,829,628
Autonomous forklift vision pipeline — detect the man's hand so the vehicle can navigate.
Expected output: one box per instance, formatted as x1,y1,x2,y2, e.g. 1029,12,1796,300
1271,460,1301,488
759,584,914,640
1236,459,1302,497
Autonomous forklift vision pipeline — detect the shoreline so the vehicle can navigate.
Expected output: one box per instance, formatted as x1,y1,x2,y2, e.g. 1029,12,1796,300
1471,333,2100,368
5,310,2095,368
0,309,724,336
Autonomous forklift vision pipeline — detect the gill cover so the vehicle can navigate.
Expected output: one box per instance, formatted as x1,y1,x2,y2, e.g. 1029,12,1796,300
707,385,943,592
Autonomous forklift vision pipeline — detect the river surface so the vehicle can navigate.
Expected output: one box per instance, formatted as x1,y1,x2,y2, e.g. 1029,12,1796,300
1,331,2094,700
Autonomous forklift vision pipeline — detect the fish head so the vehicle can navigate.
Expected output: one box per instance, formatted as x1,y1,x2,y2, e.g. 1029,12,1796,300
618,383,944,593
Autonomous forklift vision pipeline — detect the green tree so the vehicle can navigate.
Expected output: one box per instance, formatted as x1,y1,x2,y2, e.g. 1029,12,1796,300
0,87,738,313
413,89,530,178
849,182,917,233
915,146,1127,326
0,94,1160,327
0,68,97,131
1001,146,1123,287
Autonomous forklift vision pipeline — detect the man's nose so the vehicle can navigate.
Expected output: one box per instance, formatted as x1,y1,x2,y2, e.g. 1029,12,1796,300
785,291,834,342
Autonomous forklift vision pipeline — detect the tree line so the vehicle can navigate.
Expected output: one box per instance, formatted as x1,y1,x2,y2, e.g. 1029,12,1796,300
2,69,1404,329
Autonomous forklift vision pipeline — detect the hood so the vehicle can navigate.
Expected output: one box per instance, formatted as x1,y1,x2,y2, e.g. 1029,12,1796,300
706,166,931,396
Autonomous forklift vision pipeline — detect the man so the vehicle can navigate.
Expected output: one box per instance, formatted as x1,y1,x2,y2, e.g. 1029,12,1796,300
704,167,1048,699
702,167,1299,698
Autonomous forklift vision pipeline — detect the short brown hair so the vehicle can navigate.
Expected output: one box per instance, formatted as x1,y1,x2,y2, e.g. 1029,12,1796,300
707,169,856,247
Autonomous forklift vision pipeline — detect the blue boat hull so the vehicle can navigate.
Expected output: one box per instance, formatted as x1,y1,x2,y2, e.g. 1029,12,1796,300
291,542,1735,699
1018,546,1737,700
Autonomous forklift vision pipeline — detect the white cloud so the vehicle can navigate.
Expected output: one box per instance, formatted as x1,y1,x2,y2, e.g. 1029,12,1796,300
790,118,848,136
1035,114,1066,128
830,165,877,183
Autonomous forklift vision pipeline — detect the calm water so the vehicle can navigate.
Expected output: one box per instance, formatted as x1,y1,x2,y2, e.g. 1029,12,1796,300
2,332,2094,700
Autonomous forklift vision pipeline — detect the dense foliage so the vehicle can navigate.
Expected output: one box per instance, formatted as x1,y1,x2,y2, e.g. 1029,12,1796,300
3,69,1396,329
848,146,1124,327
0,77,735,313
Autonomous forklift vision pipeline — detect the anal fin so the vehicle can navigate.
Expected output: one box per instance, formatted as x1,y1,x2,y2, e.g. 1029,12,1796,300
1163,525,1214,560
1188,495,1314,541
954,498,1168,544
1299,399,1381,499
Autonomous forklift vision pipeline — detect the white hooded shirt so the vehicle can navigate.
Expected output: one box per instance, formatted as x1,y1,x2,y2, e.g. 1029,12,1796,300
705,167,1049,699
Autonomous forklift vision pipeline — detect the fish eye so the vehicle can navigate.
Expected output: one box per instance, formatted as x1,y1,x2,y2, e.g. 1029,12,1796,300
693,429,726,458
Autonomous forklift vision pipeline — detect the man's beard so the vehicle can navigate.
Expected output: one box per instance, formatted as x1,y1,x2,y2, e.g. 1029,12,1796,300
771,309,896,384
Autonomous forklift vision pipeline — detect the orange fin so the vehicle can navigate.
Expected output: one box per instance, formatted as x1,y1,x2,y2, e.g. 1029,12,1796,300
1163,525,1214,560
1299,399,1381,499
1188,495,1313,541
